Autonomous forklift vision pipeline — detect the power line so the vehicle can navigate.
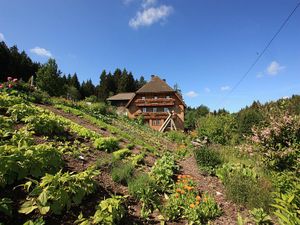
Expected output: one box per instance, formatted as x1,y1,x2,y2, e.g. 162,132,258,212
220,1,300,105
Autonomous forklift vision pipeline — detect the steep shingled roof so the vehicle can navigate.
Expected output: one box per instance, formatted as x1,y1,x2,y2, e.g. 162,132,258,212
107,92,135,101
136,76,175,93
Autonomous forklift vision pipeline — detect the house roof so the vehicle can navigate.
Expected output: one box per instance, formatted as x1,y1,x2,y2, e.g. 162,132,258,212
136,76,175,93
107,92,135,101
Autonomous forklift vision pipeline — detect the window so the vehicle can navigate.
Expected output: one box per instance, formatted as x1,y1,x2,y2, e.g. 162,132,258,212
142,96,145,100
166,96,170,99
142,108,147,113
153,108,157,113
164,108,169,112
154,96,158,99
152,119,160,126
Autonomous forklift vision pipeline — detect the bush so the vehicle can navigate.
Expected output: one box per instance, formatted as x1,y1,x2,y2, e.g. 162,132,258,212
111,162,134,185
166,131,188,144
197,114,238,145
93,137,119,152
29,90,51,104
194,146,223,175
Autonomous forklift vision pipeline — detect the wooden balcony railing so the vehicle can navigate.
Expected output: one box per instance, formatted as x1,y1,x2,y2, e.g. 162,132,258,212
134,111,170,119
135,98,175,106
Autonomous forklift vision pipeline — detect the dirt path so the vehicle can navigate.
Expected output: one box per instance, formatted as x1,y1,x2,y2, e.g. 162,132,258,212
179,155,247,225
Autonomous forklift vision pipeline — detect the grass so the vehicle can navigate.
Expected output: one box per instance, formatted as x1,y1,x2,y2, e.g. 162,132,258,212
111,162,134,185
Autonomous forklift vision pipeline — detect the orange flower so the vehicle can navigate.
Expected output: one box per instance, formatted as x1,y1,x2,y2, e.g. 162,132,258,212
190,203,195,208
178,175,182,179
181,190,185,194
176,188,182,193
182,175,187,179
203,197,207,202
175,193,179,198
196,201,200,205
187,186,193,191
196,196,201,201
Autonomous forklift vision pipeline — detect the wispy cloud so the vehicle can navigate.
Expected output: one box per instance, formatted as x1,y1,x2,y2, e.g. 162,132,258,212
0,33,5,41
123,0,135,5
204,87,211,93
185,91,199,98
129,5,173,29
266,61,285,75
220,86,230,91
142,0,157,8
30,47,52,58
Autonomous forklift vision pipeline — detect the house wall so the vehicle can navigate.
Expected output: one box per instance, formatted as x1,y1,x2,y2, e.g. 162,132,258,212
127,92,185,130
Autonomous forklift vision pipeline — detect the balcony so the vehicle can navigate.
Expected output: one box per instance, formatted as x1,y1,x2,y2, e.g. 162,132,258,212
135,98,175,107
134,111,170,119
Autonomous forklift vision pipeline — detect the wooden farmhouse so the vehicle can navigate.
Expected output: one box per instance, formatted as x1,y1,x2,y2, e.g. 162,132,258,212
107,75,186,132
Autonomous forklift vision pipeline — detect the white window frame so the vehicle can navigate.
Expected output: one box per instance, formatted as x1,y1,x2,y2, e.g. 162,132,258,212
142,107,147,113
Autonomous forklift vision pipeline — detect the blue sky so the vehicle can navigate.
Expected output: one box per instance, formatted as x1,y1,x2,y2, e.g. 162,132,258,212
0,0,299,112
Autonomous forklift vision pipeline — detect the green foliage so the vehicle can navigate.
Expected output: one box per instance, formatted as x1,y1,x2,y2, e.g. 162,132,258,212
28,90,51,104
0,197,13,216
128,173,159,218
249,208,272,225
36,59,65,96
130,153,145,166
23,218,45,225
19,167,99,215
197,114,238,145
111,162,134,185
237,108,264,136
166,130,188,144
112,148,131,161
217,163,272,210
0,93,24,110
7,103,39,121
0,144,63,187
24,113,66,136
194,146,223,175
271,189,300,225
150,153,179,192
185,105,210,130
93,137,119,152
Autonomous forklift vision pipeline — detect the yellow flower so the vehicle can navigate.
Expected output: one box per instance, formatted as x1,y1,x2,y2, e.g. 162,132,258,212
196,195,201,201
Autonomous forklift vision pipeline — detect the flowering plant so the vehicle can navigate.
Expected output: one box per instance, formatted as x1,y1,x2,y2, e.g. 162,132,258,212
0,77,18,92
163,175,221,224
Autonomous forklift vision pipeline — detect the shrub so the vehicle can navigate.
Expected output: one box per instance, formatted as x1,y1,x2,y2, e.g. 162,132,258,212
112,148,131,161
166,131,188,144
128,173,159,218
197,114,238,145
251,114,300,171
194,146,223,175
111,162,134,185
93,137,119,152
29,90,51,104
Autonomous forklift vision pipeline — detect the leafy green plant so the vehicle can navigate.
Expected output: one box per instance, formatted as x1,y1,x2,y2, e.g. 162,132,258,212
0,144,63,187
130,153,145,166
271,188,300,225
93,137,119,152
128,173,159,218
24,113,66,136
19,167,99,215
112,148,131,161
150,153,179,192
23,217,45,225
7,103,39,121
249,208,273,225
194,146,223,175
75,196,125,225
111,162,134,185
0,197,13,216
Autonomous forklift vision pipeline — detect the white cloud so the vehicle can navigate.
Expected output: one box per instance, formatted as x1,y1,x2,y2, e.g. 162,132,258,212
30,47,52,58
266,61,285,75
185,91,199,98
256,72,263,78
204,87,211,93
221,86,230,91
123,0,135,5
142,0,157,8
0,33,5,41
129,5,173,29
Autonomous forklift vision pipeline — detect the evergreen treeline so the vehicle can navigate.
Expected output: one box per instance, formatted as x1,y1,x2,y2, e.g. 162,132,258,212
0,41,147,101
